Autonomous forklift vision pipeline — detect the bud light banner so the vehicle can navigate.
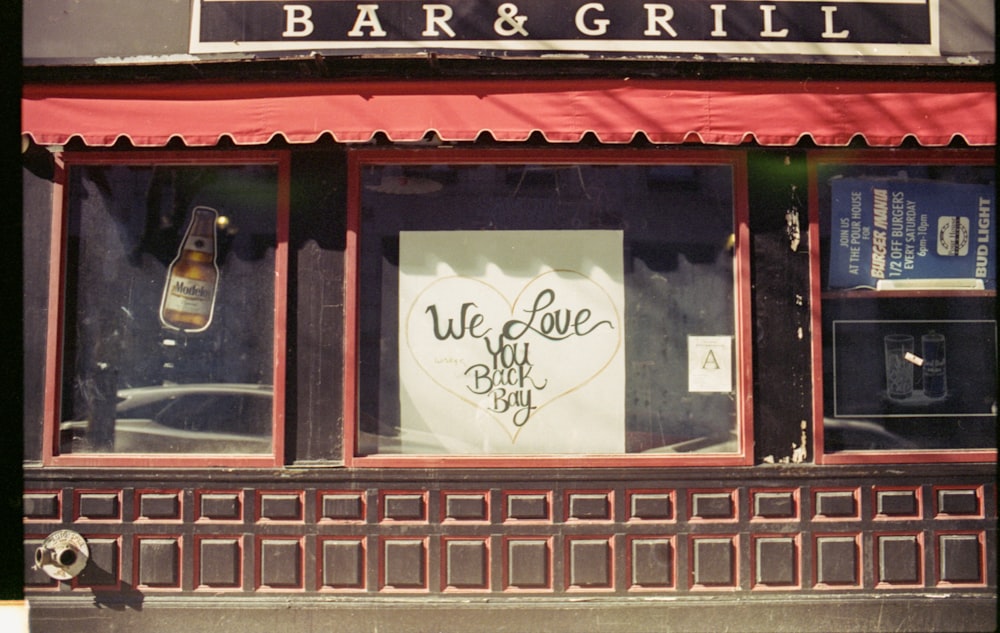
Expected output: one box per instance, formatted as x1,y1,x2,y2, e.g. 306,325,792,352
828,178,995,290
398,230,626,454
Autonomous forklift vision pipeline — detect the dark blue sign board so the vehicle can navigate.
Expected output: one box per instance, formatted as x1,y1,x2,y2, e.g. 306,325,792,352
190,0,939,58
828,178,995,290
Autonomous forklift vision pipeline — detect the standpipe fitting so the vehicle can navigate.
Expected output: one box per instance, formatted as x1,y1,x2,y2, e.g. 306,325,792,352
34,530,89,580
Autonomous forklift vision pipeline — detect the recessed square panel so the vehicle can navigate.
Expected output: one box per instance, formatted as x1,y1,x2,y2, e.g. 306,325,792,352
568,539,611,588
692,538,735,587
816,536,859,586
506,540,550,589
878,535,920,584
138,538,180,588
383,539,426,589
755,537,797,586
938,534,982,584
259,539,302,588
445,540,488,589
199,538,241,588
630,539,672,588
322,539,365,589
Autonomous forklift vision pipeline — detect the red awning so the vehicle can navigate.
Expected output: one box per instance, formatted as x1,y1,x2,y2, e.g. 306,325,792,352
21,79,996,148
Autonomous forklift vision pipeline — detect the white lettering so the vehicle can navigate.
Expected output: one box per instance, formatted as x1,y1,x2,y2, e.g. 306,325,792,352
821,5,849,39
759,4,789,38
282,5,314,37
643,4,678,37
422,4,456,38
348,4,388,37
576,3,610,36
709,4,727,37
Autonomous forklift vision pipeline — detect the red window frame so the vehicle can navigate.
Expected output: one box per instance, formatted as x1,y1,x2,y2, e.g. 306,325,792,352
42,150,290,467
344,148,753,468
808,149,996,465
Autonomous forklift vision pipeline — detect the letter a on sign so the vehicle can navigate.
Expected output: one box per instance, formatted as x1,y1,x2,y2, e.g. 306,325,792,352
688,335,733,393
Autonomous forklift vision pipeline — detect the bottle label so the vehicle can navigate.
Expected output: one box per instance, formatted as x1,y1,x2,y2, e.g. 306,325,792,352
162,276,215,316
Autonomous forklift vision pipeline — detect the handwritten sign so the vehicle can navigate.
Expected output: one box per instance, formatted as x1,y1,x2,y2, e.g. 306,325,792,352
399,230,625,454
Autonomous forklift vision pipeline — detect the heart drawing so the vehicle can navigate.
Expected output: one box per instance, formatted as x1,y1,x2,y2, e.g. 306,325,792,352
403,269,623,445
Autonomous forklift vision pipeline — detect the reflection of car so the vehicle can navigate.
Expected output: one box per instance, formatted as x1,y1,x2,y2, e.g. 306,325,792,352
822,419,919,452
60,383,273,454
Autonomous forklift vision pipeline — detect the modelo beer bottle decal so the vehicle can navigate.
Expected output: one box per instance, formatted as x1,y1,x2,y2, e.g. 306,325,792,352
159,206,220,332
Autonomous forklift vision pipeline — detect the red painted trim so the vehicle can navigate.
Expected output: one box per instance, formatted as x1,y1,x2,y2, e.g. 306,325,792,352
42,150,290,468
344,148,754,468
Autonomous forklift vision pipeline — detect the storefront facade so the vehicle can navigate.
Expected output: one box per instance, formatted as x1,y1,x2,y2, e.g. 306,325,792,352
22,1,995,631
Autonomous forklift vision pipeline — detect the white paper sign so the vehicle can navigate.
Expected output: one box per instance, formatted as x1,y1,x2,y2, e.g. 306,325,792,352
399,230,626,454
688,336,734,393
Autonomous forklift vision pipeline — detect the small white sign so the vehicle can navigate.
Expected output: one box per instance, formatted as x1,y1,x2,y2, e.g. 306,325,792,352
688,336,733,393
399,230,626,454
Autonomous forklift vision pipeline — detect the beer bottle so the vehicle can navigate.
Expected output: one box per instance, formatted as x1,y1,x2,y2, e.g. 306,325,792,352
159,206,220,332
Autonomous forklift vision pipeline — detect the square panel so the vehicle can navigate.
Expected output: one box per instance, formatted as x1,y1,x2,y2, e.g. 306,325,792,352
876,534,922,586
753,536,799,588
567,538,613,590
137,537,181,589
320,538,366,590
629,538,673,589
258,538,303,589
197,537,242,589
937,533,984,585
691,537,737,588
814,535,860,587
505,539,551,590
382,539,427,590
444,539,489,591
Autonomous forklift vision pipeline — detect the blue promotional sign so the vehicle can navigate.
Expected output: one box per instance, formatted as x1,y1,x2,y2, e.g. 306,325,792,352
828,178,995,290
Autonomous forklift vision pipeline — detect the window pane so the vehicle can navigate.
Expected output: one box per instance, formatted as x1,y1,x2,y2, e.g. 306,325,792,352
815,157,996,455
58,162,279,455
356,160,741,456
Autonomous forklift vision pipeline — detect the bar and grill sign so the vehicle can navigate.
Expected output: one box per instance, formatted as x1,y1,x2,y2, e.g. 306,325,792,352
190,0,939,58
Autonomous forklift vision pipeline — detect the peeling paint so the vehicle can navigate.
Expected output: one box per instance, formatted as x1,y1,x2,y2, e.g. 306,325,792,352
95,54,202,65
946,55,982,65
785,186,802,251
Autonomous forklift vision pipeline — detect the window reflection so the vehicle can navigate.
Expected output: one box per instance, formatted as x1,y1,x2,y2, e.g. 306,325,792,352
58,162,278,455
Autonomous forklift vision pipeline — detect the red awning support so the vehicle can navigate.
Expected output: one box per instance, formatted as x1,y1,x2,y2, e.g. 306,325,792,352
21,79,996,148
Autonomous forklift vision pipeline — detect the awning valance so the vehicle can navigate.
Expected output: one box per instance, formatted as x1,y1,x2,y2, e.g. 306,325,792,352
21,79,996,148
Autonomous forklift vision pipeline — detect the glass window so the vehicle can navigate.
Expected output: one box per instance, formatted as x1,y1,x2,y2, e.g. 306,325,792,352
347,150,751,465
47,152,288,466
810,151,996,462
